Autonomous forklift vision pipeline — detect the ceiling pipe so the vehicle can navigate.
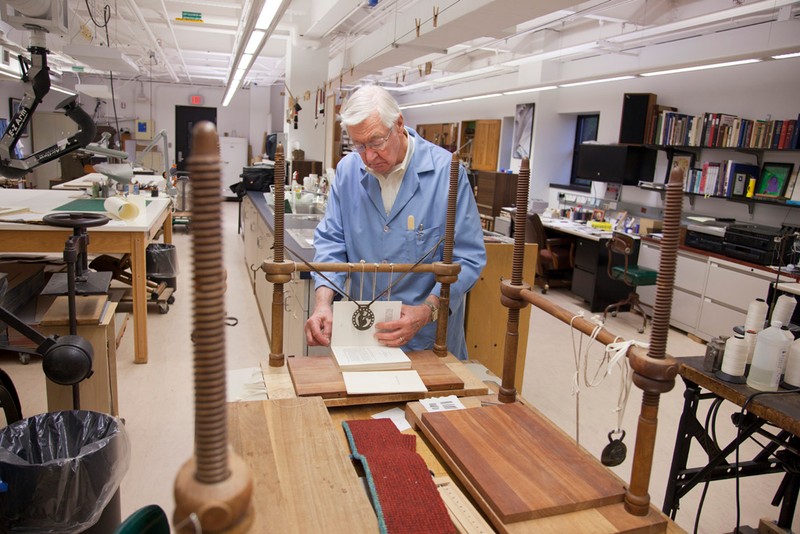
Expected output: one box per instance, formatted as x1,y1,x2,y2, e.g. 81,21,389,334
122,0,179,83
158,0,192,83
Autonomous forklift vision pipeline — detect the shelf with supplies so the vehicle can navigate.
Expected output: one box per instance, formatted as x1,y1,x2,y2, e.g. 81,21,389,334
619,93,800,215
640,144,800,214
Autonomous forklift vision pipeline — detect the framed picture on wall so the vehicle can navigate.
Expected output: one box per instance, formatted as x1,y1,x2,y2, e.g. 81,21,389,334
512,103,535,159
755,162,794,198
8,97,28,137
666,150,694,183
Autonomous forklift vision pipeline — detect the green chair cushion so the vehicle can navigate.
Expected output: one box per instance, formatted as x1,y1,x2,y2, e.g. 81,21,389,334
611,265,658,286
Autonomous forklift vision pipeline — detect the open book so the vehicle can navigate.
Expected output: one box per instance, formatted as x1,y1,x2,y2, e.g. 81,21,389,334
330,301,411,371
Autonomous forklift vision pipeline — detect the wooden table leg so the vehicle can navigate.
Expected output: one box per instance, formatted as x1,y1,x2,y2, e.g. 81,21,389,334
131,233,149,364
163,206,173,244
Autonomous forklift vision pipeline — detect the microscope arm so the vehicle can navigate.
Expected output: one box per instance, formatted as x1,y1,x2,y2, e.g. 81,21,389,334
0,42,96,178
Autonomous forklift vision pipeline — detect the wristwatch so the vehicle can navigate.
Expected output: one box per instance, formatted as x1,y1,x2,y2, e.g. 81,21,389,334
423,299,439,323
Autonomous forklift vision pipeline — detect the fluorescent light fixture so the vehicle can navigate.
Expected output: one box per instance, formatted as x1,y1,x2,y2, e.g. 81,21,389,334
559,75,635,87
256,0,283,30
640,58,760,77
462,93,502,101
398,103,432,110
503,86,557,95
429,99,463,106
772,51,800,59
222,86,236,107
223,0,290,106
51,85,77,96
245,31,265,54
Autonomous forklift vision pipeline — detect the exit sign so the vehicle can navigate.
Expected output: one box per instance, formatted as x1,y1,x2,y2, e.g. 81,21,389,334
190,95,203,105
181,11,202,20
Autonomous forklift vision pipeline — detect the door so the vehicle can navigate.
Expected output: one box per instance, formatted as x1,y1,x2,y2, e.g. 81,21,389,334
175,106,217,171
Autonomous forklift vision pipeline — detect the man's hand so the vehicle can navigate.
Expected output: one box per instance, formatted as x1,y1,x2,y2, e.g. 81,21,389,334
374,303,430,347
305,288,335,346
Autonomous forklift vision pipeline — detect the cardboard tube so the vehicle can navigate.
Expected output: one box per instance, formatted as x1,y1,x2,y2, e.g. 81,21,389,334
104,196,139,220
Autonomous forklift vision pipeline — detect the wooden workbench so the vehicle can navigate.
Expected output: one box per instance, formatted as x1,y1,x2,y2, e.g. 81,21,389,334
0,189,172,363
243,358,686,533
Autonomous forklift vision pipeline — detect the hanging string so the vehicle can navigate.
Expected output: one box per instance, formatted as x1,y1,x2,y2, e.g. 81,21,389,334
387,264,394,301
359,260,365,301
568,314,646,445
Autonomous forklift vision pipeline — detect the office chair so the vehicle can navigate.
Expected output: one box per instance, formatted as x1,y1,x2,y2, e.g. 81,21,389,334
527,213,575,294
114,505,169,534
603,232,658,333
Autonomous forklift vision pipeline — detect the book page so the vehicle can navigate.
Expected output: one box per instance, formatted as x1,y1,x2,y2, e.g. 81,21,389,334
342,370,427,395
331,345,409,368
331,300,401,346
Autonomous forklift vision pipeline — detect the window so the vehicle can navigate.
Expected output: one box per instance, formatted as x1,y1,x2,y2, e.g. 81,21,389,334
570,114,599,188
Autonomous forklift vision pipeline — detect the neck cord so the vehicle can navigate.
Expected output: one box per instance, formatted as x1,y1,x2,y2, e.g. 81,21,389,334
284,235,445,329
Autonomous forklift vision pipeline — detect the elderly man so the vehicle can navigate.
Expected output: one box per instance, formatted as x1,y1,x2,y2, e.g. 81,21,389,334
304,85,486,360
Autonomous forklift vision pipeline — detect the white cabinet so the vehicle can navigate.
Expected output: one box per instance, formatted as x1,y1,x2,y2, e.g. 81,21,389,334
219,137,248,198
242,195,321,356
635,240,791,341
242,197,259,285
639,243,706,332
696,258,790,339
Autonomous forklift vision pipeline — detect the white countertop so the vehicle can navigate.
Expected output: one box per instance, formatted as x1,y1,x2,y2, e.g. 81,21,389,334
0,189,171,232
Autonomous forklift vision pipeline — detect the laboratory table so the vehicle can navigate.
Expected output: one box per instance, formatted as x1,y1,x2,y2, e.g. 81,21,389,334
0,189,172,363
663,356,800,529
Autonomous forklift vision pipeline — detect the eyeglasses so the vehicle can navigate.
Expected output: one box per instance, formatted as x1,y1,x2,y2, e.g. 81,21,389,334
350,127,394,154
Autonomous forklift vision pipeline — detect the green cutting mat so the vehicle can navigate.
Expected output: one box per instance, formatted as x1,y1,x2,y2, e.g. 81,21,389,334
54,198,151,211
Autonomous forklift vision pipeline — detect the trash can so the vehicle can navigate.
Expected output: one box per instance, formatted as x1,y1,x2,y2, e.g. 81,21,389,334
146,243,179,292
0,410,130,533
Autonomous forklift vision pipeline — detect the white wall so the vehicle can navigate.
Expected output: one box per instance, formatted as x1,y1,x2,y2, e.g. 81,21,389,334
403,57,800,227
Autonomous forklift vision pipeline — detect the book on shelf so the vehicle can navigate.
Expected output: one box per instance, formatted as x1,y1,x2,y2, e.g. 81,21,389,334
791,114,800,149
330,300,411,371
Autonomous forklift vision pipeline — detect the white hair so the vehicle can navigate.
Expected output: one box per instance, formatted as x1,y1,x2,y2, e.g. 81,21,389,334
340,85,401,129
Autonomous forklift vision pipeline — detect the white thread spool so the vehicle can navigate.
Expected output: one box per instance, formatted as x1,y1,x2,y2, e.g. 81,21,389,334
772,295,797,328
784,339,800,387
721,334,748,377
745,298,769,333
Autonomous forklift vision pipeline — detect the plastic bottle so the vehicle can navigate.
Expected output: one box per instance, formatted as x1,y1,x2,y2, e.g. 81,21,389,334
784,338,800,388
747,320,791,391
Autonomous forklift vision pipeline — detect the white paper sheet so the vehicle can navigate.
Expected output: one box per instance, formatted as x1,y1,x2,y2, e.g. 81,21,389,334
342,370,427,395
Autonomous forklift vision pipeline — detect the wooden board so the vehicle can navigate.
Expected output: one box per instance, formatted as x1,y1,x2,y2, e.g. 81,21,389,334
422,402,626,523
40,295,108,325
270,353,488,407
287,354,346,398
287,350,466,399
407,399,668,533
227,398,378,534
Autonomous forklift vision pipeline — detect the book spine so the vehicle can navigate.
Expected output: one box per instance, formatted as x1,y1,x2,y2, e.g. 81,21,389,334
791,114,800,149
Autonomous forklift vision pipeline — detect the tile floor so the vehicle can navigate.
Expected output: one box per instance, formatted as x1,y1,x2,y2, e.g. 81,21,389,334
2,199,798,533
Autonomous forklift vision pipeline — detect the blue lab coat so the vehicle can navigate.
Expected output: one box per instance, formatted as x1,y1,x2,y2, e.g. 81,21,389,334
312,127,486,359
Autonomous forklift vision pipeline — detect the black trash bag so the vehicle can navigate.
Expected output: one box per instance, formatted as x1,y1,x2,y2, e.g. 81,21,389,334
0,410,130,532
146,243,179,279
